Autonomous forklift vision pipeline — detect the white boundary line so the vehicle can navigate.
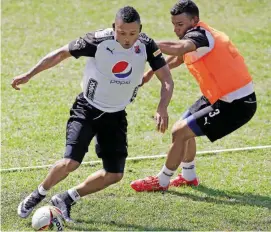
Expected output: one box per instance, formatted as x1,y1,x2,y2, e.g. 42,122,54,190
1,145,271,173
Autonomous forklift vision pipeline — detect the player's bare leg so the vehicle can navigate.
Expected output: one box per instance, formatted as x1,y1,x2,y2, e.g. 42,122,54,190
76,169,123,196
165,120,196,170
131,120,196,191
41,158,80,190
183,137,196,163
170,137,199,187
17,158,80,218
51,169,123,222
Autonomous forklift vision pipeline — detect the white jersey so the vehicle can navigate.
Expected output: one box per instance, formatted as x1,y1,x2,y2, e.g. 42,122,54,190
69,28,166,112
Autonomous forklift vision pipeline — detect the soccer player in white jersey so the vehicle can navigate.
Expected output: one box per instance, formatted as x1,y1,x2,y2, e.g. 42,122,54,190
12,6,174,222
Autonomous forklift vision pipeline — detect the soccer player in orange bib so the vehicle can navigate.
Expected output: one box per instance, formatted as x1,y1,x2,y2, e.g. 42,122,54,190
131,0,257,192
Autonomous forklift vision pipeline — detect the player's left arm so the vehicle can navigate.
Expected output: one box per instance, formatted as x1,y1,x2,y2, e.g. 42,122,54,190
154,64,174,133
144,36,174,133
157,40,196,56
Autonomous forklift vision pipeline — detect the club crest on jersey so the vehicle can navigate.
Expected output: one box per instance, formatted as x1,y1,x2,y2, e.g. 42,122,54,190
134,45,140,54
112,61,132,78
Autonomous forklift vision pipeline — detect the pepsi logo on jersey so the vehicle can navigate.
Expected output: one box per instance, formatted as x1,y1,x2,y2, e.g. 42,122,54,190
110,80,131,85
112,61,132,79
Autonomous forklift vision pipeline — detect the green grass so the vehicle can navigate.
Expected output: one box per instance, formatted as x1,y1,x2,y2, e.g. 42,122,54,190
1,0,271,231
2,150,271,231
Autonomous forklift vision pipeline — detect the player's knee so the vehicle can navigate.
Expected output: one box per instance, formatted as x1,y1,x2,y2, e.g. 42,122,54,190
171,120,186,137
171,120,191,141
54,158,80,173
105,172,124,184
64,159,80,173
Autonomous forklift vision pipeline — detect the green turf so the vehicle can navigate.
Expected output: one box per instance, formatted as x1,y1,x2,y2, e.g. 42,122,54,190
2,150,271,231
1,0,271,231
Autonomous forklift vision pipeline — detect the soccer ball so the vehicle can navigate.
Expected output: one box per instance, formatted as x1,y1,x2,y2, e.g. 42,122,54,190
32,206,64,231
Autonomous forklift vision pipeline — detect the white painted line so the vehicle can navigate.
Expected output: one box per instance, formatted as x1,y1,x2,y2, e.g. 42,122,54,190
1,145,271,173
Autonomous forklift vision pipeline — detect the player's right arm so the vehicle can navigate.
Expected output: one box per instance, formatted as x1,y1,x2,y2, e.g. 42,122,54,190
11,30,104,90
141,55,183,86
142,28,209,86
11,45,71,90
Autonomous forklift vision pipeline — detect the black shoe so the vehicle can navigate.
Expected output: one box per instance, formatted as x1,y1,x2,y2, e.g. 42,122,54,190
17,189,45,218
51,193,75,222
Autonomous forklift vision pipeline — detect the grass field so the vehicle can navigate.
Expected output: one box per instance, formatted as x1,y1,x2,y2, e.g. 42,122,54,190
1,0,271,231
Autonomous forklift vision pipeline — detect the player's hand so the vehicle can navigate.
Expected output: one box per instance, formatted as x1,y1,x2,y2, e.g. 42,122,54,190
11,73,31,90
155,108,169,133
140,70,154,86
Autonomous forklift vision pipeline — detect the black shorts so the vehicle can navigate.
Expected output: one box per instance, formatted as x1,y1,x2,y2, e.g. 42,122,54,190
183,93,257,142
64,93,128,173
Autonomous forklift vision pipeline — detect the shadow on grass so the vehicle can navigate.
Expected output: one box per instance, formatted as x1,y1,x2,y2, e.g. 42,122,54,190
66,218,187,231
168,184,271,209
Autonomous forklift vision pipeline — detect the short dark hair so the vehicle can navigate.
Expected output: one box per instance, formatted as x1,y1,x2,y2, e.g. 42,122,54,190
116,6,141,24
170,0,199,17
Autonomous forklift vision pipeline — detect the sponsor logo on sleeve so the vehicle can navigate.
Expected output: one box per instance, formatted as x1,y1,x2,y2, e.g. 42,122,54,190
153,49,161,57
74,38,86,50
95,28,113,38
140,33,151,42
